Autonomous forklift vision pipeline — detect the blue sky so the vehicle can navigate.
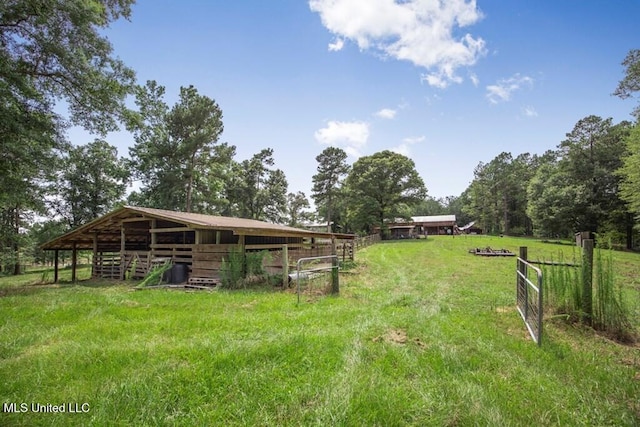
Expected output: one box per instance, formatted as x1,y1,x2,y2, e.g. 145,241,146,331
70,0,640,201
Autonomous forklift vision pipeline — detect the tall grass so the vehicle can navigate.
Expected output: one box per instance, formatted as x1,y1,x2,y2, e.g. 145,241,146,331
220,249,272,289
542,251,581,320
542,246,635,342
593,248,634,341
220,246,245,288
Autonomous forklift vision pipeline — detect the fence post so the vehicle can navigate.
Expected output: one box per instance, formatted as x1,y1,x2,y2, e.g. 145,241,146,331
582,239,594,325
331,237,339,295
519,246,528,262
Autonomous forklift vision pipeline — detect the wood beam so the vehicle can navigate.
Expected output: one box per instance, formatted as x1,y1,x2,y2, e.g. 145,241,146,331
120,217,152,223
149,227,193,233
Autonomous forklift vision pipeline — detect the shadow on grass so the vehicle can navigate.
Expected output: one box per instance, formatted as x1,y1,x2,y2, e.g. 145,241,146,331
379,237,435,244
0,279,135,298
541,239,575,246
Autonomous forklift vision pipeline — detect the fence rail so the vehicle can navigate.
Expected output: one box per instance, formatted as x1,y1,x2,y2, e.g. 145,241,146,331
355,234,381,249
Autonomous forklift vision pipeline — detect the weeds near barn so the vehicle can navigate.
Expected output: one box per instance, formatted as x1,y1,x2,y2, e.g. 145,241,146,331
1,236,639,426
220,248,273,289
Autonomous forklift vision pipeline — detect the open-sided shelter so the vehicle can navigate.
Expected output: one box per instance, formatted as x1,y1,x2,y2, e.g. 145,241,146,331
410,215,457,235
380,215,458,238
41,206,355,284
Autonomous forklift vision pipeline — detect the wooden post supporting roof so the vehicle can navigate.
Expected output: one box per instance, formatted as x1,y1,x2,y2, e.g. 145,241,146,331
92,233,98,278
150,219,156,261
282,244,289,287
54,249,59,283
238,234,246,277
71,242,77,283
120,225,126,280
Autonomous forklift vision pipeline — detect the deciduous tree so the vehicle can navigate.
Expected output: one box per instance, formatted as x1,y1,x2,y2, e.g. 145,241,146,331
618,125,640,226
0,0,136,133
0,0,136,274
613,49,640,119
286,192,311,227
345,150,426,233
55,139,129,228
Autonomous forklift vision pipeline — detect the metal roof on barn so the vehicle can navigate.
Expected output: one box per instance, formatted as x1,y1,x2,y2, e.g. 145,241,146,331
410,215,456,224
41,206,354,250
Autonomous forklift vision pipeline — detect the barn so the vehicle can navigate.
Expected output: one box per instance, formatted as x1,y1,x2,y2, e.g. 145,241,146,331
381,215,458,238
410,215,457,236
41,206,355,284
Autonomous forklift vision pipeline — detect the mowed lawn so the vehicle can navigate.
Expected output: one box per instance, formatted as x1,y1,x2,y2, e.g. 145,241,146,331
1,236,639,426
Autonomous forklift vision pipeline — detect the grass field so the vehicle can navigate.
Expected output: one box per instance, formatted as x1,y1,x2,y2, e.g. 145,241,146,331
1,235,639,426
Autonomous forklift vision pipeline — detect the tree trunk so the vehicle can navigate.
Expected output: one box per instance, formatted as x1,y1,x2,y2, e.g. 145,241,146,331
626,212,634,250
502,192,509,235
185,168,194,213
13,207,20,275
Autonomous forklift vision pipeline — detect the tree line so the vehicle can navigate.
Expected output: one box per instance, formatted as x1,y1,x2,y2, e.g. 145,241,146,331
1,2,639,274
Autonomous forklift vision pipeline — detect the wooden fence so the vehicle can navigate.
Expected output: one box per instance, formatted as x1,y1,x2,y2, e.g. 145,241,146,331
354,234,381,249
93,253,121,279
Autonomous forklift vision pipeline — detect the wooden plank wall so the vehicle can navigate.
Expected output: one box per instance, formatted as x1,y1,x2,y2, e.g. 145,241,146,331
122,252,151,279
150,243,193,264
191,244,236,279
93,240,356,281
93,253,121,279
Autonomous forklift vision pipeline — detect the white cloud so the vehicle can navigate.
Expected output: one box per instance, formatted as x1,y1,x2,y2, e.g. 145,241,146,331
309,0,486,88
469,72,479,87
392,143,412,156
522,105,538,117
486,73,534,104
375,108,397,119
314,120,370,157
391,135,425,156
402,135,425,144
328,37,345,51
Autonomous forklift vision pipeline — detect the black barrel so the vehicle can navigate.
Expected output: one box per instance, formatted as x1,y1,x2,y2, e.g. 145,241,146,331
171,263,188,284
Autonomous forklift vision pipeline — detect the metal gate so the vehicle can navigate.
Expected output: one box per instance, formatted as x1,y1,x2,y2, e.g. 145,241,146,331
516,257,543,346
295,255,339,304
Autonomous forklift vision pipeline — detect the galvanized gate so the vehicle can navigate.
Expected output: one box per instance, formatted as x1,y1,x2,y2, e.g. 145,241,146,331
516,257,543,346
295,255,339,304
